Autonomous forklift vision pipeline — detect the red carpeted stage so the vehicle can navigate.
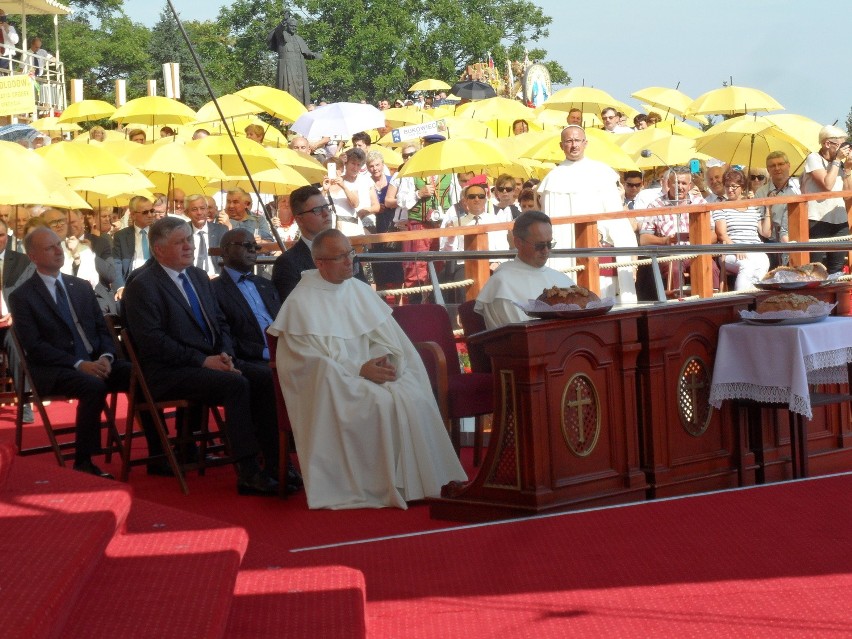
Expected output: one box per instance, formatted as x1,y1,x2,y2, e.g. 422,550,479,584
2,400,852,638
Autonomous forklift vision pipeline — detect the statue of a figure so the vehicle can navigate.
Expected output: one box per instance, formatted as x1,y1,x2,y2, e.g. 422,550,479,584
267,11,321,106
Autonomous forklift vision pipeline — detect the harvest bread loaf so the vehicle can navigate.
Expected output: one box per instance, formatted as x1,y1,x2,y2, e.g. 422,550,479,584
763,262,828,281
538,285,600,308
756,293,819,313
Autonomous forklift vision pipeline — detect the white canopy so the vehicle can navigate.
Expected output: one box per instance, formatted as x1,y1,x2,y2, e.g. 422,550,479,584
0,0,71,15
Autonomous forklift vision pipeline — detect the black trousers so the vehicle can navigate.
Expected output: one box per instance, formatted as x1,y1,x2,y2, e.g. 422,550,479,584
809,220,849,274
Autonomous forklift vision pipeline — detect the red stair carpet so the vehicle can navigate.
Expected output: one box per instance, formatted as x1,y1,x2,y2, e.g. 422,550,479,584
3,401,852,637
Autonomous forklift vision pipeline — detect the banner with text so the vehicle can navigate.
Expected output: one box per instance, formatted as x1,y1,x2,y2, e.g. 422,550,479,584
0,75,36,118
391,119,447,143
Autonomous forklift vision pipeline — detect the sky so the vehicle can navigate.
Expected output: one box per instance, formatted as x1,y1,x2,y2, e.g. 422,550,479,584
122,0,852,131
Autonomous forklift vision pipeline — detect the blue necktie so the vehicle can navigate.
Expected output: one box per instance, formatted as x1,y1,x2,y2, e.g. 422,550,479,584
55,280,90,361
141,229,150,260
179,272,213,344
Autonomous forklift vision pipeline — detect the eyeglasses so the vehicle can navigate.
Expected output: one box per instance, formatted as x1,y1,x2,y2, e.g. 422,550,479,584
297,203,332,216
749,175,766,181
602,114,618,121
518,237,556,251
45,219,66,228
625,182,643,188
496,186,515,193
725,183,743,190
136,208,155,215
402,152,416,160
227,241,260,251
316,249,355,262
466,193,487,200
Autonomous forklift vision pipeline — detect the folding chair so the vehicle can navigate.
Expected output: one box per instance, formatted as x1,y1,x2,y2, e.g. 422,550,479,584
118,328,231,494
10,326,123,466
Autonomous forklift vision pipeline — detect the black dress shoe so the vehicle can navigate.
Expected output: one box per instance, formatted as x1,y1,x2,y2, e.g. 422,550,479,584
237,471,279,496
73,460,115,480
146,462,175,477
287,465,304,488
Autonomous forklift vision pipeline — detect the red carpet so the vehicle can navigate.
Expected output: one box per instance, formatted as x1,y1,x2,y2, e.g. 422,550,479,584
4,401,852,637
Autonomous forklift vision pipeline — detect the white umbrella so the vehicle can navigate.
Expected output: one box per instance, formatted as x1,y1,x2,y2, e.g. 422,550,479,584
290,102,385,139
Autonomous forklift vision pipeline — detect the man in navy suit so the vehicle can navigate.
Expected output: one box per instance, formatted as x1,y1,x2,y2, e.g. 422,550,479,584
186,194,227,278
112,195,157,299
211,228,297,491
271,185,333,301
9,227,129,478
122,217,278,495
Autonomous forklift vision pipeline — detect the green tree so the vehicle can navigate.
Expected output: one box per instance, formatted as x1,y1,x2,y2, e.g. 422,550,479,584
845,106,852,138
213,0,568,103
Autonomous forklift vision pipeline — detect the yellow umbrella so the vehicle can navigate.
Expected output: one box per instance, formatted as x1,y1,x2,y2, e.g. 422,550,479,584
195,94,263,123
762,114,822,152
382,107,437,127
57,99,116,124
632,86,694,117
188,135,277,175
31,117,81,135
696,116,808,167
217,164,310,196
455,96,533,122
68,170,156,201
266,147,326,182
543,86,629,115
535,106,602,129
518,129,640,171
646,119,703,138
96,138,144,158
35,141,137,179
234,85,307,123
614,126,674,155
633,135,705,169
0,141,92,208
398,138,515,178
409,79,451,92
125,142,226,195
111,96,198,127
370,144,404,169
686,86,783,116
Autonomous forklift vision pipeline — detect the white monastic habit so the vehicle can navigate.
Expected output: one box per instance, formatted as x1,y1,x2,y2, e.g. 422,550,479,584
268,270,467,510
539,157,637,303
474,258,575,330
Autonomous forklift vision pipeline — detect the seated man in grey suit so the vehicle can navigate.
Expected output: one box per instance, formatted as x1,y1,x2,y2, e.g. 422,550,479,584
212,228,300,492
9,227,131,478
271,185,333,301
112,195,157,300
186,194,227,278
122,217,279,496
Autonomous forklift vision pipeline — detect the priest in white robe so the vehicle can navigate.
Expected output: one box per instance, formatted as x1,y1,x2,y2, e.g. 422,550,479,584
268,229,466,510
475,211,575,329
538,125,637,304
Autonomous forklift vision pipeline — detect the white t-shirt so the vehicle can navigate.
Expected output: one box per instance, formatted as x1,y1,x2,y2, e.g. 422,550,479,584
801,152,846,224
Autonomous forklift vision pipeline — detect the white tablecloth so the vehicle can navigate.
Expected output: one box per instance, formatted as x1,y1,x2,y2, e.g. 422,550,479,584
709,317,852,418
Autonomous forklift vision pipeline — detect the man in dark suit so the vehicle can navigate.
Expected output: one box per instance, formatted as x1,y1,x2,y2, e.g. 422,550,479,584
271,185,332,301
8,227,130,478
211,228,297,491
186,194,227,278
122,217,279,496
112,196,157,299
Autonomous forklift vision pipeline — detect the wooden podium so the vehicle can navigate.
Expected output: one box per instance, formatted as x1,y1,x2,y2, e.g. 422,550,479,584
429,309,648,521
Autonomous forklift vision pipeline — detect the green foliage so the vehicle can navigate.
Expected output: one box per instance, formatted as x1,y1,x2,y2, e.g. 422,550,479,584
846,106,852,138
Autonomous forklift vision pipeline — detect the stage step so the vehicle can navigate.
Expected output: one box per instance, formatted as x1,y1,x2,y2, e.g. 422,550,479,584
62,499,249,639
0,456,133,639
225,565,367,639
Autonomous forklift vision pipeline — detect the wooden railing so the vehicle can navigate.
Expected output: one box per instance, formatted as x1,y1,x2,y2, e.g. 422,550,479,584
348,189,852,300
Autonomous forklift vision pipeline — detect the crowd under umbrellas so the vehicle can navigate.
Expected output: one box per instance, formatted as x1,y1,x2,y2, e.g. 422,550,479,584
4,80,828,263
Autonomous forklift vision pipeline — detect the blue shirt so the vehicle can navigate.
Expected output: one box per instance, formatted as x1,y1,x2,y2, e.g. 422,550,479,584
224,266,274,360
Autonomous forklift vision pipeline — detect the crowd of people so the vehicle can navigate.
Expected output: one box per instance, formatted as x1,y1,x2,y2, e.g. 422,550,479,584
3,94,850,509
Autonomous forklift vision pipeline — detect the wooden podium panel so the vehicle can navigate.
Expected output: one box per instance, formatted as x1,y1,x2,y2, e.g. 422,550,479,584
637,298,753,497
429,310,647,521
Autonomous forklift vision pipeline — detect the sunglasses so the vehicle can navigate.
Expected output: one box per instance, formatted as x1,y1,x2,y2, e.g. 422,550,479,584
625,182,642,188
402,152,415,159
496,186,515,193
466,193,487,200
749,175,766,181
518,237,556,251
227,241,261,251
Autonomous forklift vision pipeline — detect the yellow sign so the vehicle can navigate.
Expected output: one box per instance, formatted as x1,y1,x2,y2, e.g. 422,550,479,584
0,75,36,117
